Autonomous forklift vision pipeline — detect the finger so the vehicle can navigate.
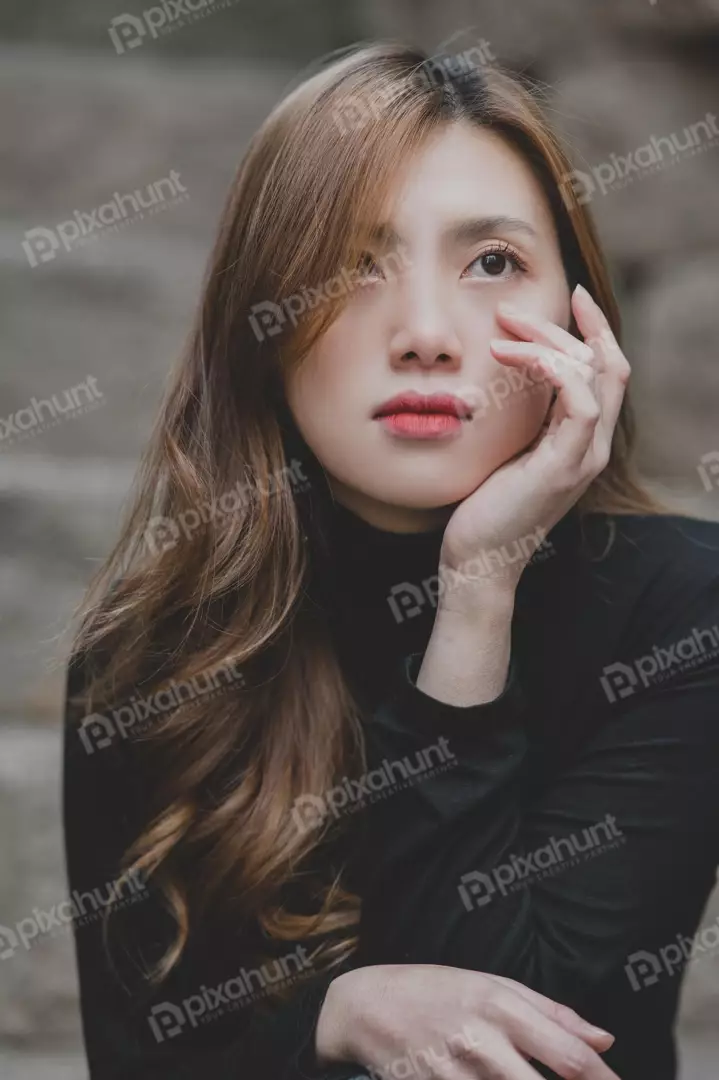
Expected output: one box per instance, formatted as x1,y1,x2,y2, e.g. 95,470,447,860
460,1029,546,1079
487,992,621,1080
481,975,614,1051
490,339,596,386
496,302,596,367
571,286,631,434
489,341,601,471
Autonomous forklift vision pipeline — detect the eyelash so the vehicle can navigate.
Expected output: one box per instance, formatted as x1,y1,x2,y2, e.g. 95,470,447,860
463,242,529,279
355,242,529,282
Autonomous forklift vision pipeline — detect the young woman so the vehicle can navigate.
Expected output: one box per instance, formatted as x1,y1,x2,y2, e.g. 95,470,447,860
62,41,719,1080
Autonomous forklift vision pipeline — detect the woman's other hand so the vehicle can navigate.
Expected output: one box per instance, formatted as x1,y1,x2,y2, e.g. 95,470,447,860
315,963,620,1079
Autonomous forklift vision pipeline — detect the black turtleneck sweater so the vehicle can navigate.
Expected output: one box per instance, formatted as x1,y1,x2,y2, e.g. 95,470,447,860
62,504,719,1080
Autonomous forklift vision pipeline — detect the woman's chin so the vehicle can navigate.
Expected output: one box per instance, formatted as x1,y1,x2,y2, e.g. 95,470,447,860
361,482,486,513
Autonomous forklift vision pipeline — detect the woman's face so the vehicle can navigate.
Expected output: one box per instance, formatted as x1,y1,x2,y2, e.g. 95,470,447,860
284,119,572,532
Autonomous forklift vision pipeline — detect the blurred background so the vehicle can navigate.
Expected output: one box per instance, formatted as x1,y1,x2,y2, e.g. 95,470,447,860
1,0,718,1076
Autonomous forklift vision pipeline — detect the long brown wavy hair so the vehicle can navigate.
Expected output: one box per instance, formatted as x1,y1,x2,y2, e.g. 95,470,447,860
66,40,666,989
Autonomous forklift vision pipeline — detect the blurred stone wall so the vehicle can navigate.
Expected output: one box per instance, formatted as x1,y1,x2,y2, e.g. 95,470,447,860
1,1,718,1077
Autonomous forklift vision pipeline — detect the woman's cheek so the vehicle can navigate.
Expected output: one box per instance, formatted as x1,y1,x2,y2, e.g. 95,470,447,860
488,279,571,331
467,371,553,475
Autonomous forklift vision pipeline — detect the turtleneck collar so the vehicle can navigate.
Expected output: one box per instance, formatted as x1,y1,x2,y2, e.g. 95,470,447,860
324,497,586,567
318,498,447,711
321,499,450,615
326,498,449,553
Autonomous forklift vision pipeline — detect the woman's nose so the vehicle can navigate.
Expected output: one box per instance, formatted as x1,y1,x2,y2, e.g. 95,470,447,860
389,296,464,371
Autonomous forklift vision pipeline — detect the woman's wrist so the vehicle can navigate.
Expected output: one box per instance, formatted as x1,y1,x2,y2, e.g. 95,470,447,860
437,543,523,612
435,570,518,620
314,970,355,1066
416,584,516,707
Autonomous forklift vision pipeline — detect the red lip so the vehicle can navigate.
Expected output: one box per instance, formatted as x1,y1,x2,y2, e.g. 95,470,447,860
372,391,473,419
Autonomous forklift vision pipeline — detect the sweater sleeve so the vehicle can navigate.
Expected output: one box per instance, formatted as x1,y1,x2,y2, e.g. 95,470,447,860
61,647,364,1080
356,583,719,1017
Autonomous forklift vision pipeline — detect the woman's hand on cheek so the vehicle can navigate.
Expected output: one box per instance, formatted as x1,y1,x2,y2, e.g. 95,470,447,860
439,284,631,594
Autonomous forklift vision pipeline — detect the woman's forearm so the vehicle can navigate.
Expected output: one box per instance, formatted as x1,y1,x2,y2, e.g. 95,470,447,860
415,579,516,707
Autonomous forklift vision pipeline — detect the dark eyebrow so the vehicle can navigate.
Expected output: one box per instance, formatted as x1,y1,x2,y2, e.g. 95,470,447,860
365,216,538,248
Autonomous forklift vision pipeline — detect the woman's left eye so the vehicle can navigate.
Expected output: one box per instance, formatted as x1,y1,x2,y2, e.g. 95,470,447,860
463,243,528,281
354,244,528,283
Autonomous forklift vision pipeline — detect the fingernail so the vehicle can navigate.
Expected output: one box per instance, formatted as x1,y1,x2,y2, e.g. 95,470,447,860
573,283,593,303
490,338,511,350
587,1025,614,1043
